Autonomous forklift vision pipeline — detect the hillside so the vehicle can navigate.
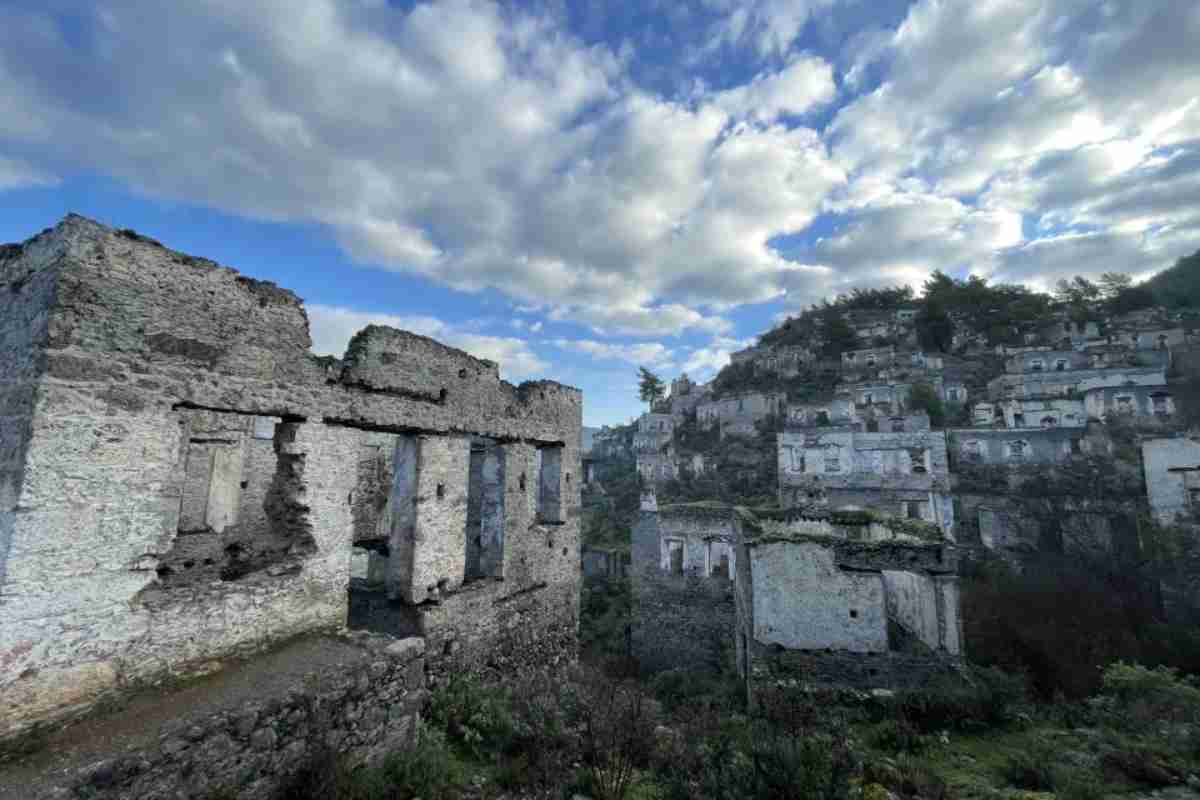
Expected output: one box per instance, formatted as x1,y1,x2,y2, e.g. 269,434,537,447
1145,249,1200,309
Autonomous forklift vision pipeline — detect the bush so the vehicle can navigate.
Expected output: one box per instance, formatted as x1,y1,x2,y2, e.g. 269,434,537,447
371,729,468,800
884,668,1027,732
566,671,659,800
868,718,929,755
1100,661,1200,728
1001,740,1058,792
272,728,467,800
428,674,518,759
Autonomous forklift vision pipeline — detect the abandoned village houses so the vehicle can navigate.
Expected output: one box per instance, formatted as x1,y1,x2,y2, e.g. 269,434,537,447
632,497,962,695
0,215,583,796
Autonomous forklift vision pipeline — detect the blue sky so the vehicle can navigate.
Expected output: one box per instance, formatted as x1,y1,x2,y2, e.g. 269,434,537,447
1,1,1198,426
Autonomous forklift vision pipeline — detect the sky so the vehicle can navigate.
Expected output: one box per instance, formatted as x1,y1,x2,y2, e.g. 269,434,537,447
1,1,1198,427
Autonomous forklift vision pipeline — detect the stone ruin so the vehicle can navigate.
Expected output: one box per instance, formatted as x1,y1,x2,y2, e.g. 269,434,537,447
631,499,962,693
0,215,582,794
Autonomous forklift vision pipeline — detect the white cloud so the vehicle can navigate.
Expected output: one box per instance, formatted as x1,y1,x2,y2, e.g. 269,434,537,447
550,338,675,368
681,336,756,377
713,54,837,122
551,302,733,337
0,0,1198,333
702,0,837,59
0,155,56,190
307,303,548,380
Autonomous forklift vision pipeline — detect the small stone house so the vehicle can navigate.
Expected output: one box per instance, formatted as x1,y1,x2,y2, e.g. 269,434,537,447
732,507,961,697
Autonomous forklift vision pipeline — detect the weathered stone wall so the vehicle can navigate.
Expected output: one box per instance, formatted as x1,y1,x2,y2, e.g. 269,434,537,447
948,427,1082,466
0,216,582,742
746,645,962,692
1142,437,1200,524
631,509,734,673
0,236,61,600
0,633,427,800
734,511,962,695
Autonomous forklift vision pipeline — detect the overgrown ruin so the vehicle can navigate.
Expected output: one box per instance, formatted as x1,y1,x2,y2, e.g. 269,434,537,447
0,215,582,795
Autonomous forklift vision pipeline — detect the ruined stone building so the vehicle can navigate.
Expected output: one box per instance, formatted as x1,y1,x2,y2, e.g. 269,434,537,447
0,216,582,753
732,508,961,696
697,391,786,437
630,498,962,690
1079,371,1175,421
631,501,737,672
777,430,955,536
1143,438,1200,524
948,427,1084,467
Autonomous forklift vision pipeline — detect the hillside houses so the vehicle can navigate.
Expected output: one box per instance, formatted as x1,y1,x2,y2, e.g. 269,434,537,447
777,430,955,536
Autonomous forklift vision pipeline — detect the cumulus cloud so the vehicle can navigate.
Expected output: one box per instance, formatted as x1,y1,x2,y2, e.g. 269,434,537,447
810,0,1200,291
681,335,757,376
307,303,548,380
1,0,1199,337
550,338,675,368
713,54,837,122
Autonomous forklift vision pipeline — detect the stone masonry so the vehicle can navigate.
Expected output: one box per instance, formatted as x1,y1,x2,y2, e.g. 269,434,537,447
0,216,582,750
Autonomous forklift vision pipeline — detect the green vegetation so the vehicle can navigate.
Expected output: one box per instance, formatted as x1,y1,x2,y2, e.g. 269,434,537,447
266,656,1196,799
1144,249,1200,309
638,367,665,411
906,381,946,427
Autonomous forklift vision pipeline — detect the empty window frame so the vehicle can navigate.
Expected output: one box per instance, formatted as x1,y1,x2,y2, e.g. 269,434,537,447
465,440,506,580
537,445,564,523
666,539,685,575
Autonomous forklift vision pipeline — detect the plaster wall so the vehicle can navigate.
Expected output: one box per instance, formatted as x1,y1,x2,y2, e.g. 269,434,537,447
750,541,887,653
1143,438,1200,524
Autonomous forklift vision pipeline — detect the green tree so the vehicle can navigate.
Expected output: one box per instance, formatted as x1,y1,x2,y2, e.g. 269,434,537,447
1098,271,1133,299
906,382,946,428
637,367,665,411
820,311,859,358
915,300,954,353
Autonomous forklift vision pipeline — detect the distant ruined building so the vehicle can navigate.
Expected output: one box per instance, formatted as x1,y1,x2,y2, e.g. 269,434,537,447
0,216,582,798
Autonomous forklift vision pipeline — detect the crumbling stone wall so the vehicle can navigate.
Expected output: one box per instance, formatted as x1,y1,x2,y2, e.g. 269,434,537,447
0,215,582,743
631,505,736,673
0,633,427,800
0,236,59,598
733,511,961,696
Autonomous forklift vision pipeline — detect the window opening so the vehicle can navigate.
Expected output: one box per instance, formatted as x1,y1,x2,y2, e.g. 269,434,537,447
668,540,684,575
537,445,564,523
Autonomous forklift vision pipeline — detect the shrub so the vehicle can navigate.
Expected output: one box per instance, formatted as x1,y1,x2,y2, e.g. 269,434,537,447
372,729,468,800
566,670,658,800
272,728,467,800
428,674,518,759
885,667,1027,732
1001,741,1058,792
868,718,929,755
1100,661,1200,727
